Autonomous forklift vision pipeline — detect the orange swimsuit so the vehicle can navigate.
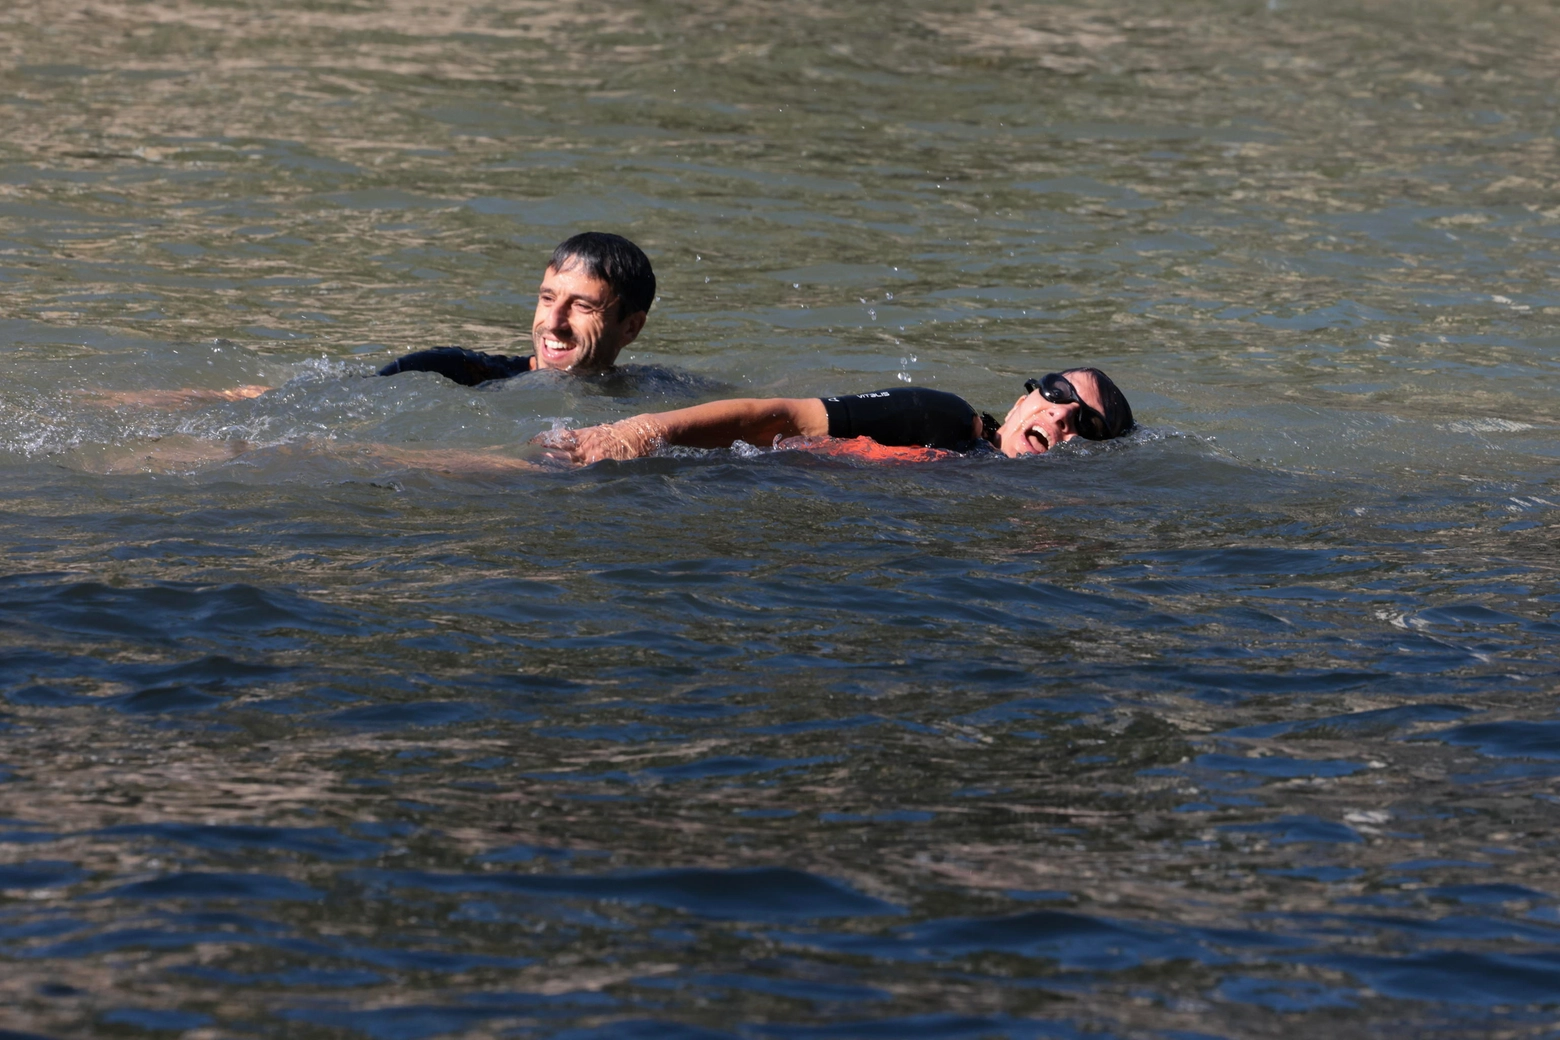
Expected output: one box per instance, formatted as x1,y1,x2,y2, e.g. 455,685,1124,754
774,435,960,464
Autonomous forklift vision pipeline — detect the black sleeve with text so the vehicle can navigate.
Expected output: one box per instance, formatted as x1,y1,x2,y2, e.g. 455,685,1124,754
820,388,980,451
378,347,533,386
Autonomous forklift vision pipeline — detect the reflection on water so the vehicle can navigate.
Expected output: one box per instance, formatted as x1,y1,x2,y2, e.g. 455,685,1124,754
4,0,1560,1036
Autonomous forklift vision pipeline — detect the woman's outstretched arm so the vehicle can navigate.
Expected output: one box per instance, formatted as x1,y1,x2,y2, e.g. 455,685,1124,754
545,397,829,464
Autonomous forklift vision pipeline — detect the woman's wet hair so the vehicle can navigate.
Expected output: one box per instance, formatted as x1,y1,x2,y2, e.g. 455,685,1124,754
549,232,657,318
1069,367,1134,438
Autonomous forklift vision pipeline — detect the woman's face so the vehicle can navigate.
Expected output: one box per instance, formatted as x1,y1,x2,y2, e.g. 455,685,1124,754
994,369,1110,457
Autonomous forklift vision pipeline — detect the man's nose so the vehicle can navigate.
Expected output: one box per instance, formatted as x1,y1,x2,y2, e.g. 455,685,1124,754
544,299,571,329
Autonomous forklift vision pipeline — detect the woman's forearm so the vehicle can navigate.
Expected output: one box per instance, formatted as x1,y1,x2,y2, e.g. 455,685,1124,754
548,397,830,464
652,397,829,448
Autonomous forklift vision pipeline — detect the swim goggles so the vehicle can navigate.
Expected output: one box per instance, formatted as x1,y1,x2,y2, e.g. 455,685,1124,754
1025,373,1111,441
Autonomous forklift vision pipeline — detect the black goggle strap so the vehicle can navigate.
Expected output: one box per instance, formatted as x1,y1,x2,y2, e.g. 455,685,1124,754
980,413,1001,446
1076,411,1108,440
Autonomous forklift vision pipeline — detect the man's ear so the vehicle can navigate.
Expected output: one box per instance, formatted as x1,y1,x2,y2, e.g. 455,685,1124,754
617,309,647,347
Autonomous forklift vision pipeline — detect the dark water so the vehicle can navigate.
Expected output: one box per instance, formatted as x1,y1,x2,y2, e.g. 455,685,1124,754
4,1,1560,1036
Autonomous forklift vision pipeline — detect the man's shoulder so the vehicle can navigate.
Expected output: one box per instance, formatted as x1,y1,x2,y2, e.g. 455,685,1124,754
378,347,534,386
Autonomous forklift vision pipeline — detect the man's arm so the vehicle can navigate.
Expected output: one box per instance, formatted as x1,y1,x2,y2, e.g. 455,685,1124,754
76,385,271,409
546,397,829,464
79,347,532,411
353,443,538,475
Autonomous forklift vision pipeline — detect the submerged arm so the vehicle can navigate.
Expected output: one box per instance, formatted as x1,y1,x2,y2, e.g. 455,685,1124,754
78,347,527,410
547,397,829,464
77,384,271,409
353,443,538,475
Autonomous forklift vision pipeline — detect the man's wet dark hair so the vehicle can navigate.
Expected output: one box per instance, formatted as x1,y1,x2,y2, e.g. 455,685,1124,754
1070,366,1134,438
549,232,656,318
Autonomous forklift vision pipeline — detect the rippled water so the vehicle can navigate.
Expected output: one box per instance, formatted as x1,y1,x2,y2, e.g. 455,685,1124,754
4,1,1560,1036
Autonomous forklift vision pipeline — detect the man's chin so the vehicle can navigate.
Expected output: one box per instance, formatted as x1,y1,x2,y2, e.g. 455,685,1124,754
534,338,617,374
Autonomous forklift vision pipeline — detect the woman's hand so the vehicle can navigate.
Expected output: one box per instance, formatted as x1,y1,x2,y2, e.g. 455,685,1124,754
534,416,665,465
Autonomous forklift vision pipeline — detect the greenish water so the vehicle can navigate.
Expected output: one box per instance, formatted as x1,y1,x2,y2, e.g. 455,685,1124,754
3,1,1560,1037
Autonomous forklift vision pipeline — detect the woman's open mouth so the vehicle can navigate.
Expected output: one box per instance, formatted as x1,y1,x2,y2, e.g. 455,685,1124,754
1025,426,1050,453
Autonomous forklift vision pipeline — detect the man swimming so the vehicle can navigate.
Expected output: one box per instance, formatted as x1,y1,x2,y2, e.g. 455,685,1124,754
87,231,658,409
546,368,1133,465
378,231,656,385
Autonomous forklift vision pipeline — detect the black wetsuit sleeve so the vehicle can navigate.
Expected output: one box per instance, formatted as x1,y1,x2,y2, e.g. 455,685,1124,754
819,388,980,450
377,347,534,386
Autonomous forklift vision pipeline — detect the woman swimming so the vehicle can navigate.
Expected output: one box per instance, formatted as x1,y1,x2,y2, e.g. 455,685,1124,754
547,368,1134,465
77,368,1132,476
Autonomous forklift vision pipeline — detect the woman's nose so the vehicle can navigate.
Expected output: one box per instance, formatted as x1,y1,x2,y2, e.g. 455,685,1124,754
1049,402,1079,433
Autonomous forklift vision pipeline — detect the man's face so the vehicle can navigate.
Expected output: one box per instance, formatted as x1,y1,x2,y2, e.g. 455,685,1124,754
531,263,646,373
994,369,1110,458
